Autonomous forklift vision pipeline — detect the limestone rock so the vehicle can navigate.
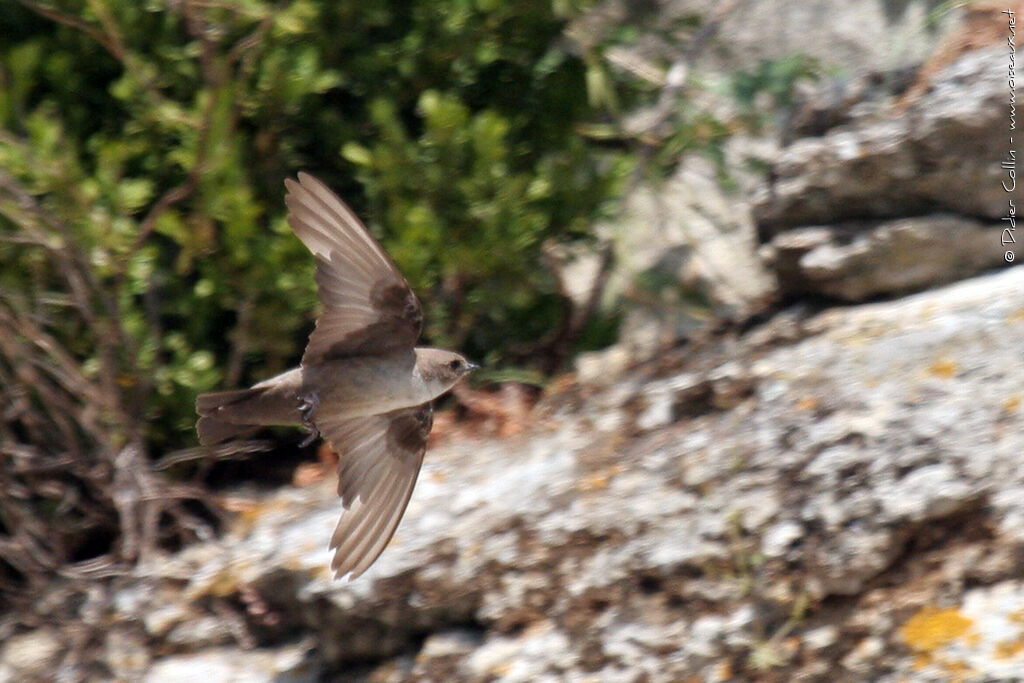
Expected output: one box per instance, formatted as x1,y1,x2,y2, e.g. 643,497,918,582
0,628,62,678
90,267,1024,681
755,48,1012,235
765,215,1009,300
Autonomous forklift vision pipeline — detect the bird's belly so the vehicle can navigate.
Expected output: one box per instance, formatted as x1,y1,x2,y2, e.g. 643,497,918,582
303,357,427,417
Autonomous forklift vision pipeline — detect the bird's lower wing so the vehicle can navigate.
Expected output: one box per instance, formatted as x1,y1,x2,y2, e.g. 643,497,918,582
316,403,433,579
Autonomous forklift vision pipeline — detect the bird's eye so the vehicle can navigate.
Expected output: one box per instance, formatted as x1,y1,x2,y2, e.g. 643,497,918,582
449,359,462,370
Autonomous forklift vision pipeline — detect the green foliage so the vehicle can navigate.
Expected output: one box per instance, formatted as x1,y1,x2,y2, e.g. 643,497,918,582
345,91,626,366
0,0,628,457
731,55,824,129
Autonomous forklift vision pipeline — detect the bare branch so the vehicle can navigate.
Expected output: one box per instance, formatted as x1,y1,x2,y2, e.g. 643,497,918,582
14,0,125,60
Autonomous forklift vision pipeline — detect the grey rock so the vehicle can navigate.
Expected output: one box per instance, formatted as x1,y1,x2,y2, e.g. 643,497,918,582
765,215,1009,300
164,616,236,650
761,520,804,559
755,48,1012,235
418,629,483,660
0,628,62,676
103,629,151,680
753,47,1018,300
585,154,774,364
94,267,1024,681
575,345,636,386
464,623,575,681
140,644,316,683
410,629,485,681
143,603,191,638
584,0,955,78
841,636,885,674
802,625,839,652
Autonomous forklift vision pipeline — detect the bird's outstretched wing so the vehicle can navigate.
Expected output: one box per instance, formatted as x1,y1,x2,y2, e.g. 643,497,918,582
284,173,423,364
316,403,433,579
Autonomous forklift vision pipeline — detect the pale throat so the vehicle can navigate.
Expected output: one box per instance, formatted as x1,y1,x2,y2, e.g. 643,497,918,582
411,363,450,402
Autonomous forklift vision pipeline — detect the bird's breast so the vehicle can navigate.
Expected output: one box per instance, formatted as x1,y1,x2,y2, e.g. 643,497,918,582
302,354,430,417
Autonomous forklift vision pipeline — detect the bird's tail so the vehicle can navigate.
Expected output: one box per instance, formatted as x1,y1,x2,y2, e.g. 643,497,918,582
195,388,267,445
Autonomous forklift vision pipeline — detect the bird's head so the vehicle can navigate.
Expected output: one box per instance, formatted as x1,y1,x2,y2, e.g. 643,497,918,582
416,348,480,395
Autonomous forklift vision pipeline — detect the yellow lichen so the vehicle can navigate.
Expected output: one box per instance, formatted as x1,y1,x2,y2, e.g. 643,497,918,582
225,498,290,534
926,358,958,380
995,639,1024,659
900,607,974,653
795,396,819,411
913,653,933,671
195,567,245,599
577,464,624,492
709,661,732,681
944,656,976,681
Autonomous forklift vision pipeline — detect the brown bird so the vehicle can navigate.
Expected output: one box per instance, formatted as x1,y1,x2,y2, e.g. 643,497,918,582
196,172,477,579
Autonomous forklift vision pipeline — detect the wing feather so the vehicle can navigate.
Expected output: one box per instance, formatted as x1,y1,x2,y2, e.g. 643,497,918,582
284,173,423,363
316,403,433,580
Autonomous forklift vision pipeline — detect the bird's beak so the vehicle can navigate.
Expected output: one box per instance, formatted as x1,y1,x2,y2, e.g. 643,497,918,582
466,362,481,373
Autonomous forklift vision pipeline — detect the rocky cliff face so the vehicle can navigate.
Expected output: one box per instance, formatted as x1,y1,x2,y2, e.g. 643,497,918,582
6,265,1019,682
757,48,1013,302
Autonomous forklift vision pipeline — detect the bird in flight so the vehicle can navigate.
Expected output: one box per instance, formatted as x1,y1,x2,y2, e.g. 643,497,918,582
196,172,477,579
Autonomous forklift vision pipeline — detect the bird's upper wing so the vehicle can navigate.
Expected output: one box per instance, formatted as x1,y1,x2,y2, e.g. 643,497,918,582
316,403,433,580
284,172,423,364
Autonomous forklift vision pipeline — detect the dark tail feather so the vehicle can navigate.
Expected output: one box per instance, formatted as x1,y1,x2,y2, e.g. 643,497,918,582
196,388,261,415
195,387,265,445
196,416,261,445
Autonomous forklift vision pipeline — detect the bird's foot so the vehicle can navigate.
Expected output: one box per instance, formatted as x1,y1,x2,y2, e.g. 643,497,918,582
299,428,320,448
298,392,320,447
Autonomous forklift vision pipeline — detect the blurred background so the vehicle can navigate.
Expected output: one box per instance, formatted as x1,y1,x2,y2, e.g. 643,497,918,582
1,0,1021,680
